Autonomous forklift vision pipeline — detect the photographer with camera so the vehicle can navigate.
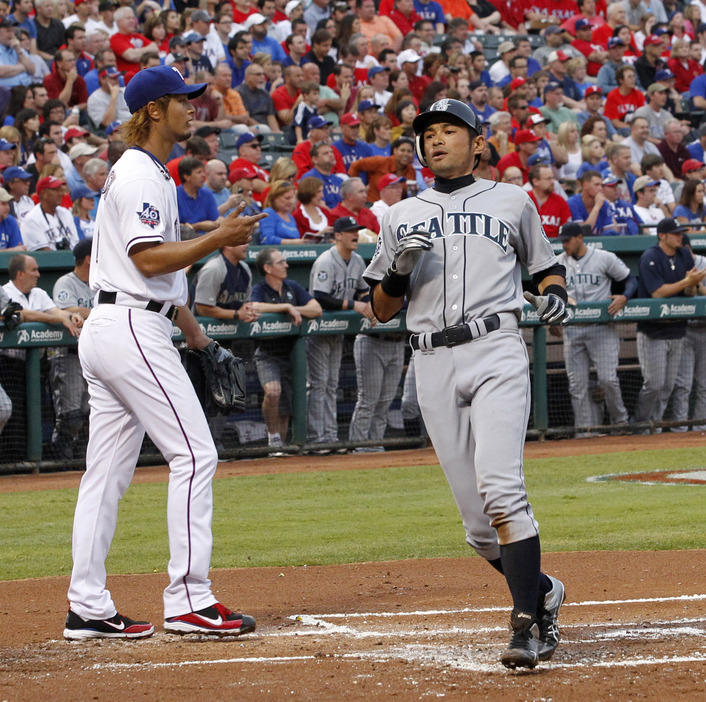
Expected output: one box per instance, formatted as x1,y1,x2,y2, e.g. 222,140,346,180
20,176,79,252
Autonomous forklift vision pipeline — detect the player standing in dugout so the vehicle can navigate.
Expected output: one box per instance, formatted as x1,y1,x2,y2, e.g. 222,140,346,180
63,66,267,640
364,99,570,670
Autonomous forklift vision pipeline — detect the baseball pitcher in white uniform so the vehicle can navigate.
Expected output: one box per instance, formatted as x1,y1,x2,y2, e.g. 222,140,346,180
64,66,267,640
364,99,570,669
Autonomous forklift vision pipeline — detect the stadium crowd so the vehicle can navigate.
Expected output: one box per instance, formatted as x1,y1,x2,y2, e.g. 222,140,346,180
3,0,706,457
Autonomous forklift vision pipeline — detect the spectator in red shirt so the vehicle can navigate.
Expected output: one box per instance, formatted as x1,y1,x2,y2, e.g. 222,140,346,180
110,7,158,83
603,64,645,132
497,130,542,184
527,162,571,238
166,136,212,186
329,177,380,234
571,18,608,76
43,49,88,110
398,49,430,104
292,115,347,178
271,65,304,127
389,0,422,36
667,39,704,94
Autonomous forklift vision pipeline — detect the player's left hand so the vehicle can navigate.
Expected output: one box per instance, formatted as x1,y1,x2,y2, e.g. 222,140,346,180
607,294,627,316
523,291,572,325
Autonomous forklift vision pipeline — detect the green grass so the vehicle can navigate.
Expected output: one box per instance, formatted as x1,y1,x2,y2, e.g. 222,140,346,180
1,447,705,581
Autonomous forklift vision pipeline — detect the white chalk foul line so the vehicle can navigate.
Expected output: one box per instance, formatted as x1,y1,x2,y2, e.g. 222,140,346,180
287,593,706,622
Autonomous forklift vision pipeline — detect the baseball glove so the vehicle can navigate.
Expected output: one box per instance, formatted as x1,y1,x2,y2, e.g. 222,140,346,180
184,341,247,416
1,301,22,331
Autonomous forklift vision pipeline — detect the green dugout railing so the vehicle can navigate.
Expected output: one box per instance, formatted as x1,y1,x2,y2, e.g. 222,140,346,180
2,296,704,461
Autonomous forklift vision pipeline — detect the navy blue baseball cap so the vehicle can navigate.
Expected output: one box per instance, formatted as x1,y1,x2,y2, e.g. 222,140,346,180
124,65,208,113
367,66,390,80
235,132,264,150
184,32,206,43
558,222,586,239
3,166,31,181
307,115,333,130
656,68,674,81
333,216,364,233
105,120,122,136
358,99,381,112
0,138,16,151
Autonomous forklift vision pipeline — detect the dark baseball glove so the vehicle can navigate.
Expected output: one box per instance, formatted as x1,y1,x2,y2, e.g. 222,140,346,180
1,302,22,331
184,341,247,416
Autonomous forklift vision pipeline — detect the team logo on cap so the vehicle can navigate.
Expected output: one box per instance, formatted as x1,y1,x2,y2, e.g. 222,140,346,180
432,99,450,112
137,202,161,229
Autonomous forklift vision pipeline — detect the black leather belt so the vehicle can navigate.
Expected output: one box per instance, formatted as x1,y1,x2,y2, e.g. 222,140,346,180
410,314,501,350
97,291,179,321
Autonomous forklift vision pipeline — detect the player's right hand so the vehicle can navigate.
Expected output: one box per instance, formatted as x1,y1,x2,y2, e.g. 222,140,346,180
389,230,433,276
218,202,268,246
524,291,572,325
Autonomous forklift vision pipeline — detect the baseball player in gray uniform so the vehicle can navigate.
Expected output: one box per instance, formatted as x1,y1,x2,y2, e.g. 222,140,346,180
307,216,376,449
364,99,570,669
0,287,15,437
556,223,636,435
50,238,95,459
348,328,406,450
64,66,267,640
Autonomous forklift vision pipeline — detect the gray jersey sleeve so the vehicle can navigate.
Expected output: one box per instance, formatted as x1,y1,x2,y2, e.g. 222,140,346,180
53,272,95,309
309,249,337,296
0,287,9,308
193,256,227,306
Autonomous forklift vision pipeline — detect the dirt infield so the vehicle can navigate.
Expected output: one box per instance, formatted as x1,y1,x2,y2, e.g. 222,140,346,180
2,435,706,700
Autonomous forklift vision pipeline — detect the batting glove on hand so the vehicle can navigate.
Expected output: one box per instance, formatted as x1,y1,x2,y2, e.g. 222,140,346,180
523,291,572,325
1,301,22,331
389,230,433,276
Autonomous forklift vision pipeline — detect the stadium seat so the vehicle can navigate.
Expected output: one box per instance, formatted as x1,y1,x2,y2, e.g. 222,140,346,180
219,131,239,150
262,131,291,150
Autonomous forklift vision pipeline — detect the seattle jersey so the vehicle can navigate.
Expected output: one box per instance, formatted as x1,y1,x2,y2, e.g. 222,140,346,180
91,148,187,306
309,246,368,303
557,247,630,302
365,178,559,333
53,271,95,310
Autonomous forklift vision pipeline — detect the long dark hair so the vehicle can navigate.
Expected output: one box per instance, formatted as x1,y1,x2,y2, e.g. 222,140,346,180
13,108,39,154
680,179,705,214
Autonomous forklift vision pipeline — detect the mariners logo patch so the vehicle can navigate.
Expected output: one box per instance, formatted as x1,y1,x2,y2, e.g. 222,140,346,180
56,290,69,303
317,271,328,282
432,99,450,112
137,203,160,229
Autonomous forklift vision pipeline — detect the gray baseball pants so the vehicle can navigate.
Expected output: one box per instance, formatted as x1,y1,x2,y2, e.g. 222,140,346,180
306,335,343,443
633,333,683,424
349,334,405,443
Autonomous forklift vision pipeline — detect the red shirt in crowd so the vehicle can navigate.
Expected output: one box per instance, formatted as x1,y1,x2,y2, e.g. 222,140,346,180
666,57,704,94
292,140,347,179
388,8,422,36
603,87,646,122
528,191,572,238
571,37,605,76
329,202,380,234
43,64,88,107
228,157,271,204
110,31,151,82
496,151,530,183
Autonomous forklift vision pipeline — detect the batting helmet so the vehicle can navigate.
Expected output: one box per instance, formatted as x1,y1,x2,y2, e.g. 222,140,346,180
412,98,483,168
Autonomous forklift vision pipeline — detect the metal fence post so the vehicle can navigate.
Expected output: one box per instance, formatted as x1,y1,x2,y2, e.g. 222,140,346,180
532,325,548,435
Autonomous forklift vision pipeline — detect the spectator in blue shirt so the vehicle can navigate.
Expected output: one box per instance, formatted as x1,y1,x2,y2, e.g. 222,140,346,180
11,0,36,40
468,79,495,121
176,157,221,235
0,187,24,251
568,169,613,235
226,32,252,88
413,0,445,31
690,71,706,111
246,13,286,63
0,16,35,88
259,180,301,244
333,112,373,171
301,143,344,209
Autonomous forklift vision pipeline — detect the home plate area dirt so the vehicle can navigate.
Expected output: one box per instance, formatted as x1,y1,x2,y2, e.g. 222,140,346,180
2,551,706,701
2,437,706,700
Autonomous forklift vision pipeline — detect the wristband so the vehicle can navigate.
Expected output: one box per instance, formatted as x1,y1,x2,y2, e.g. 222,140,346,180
380,269,410,298
543,284,568,303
